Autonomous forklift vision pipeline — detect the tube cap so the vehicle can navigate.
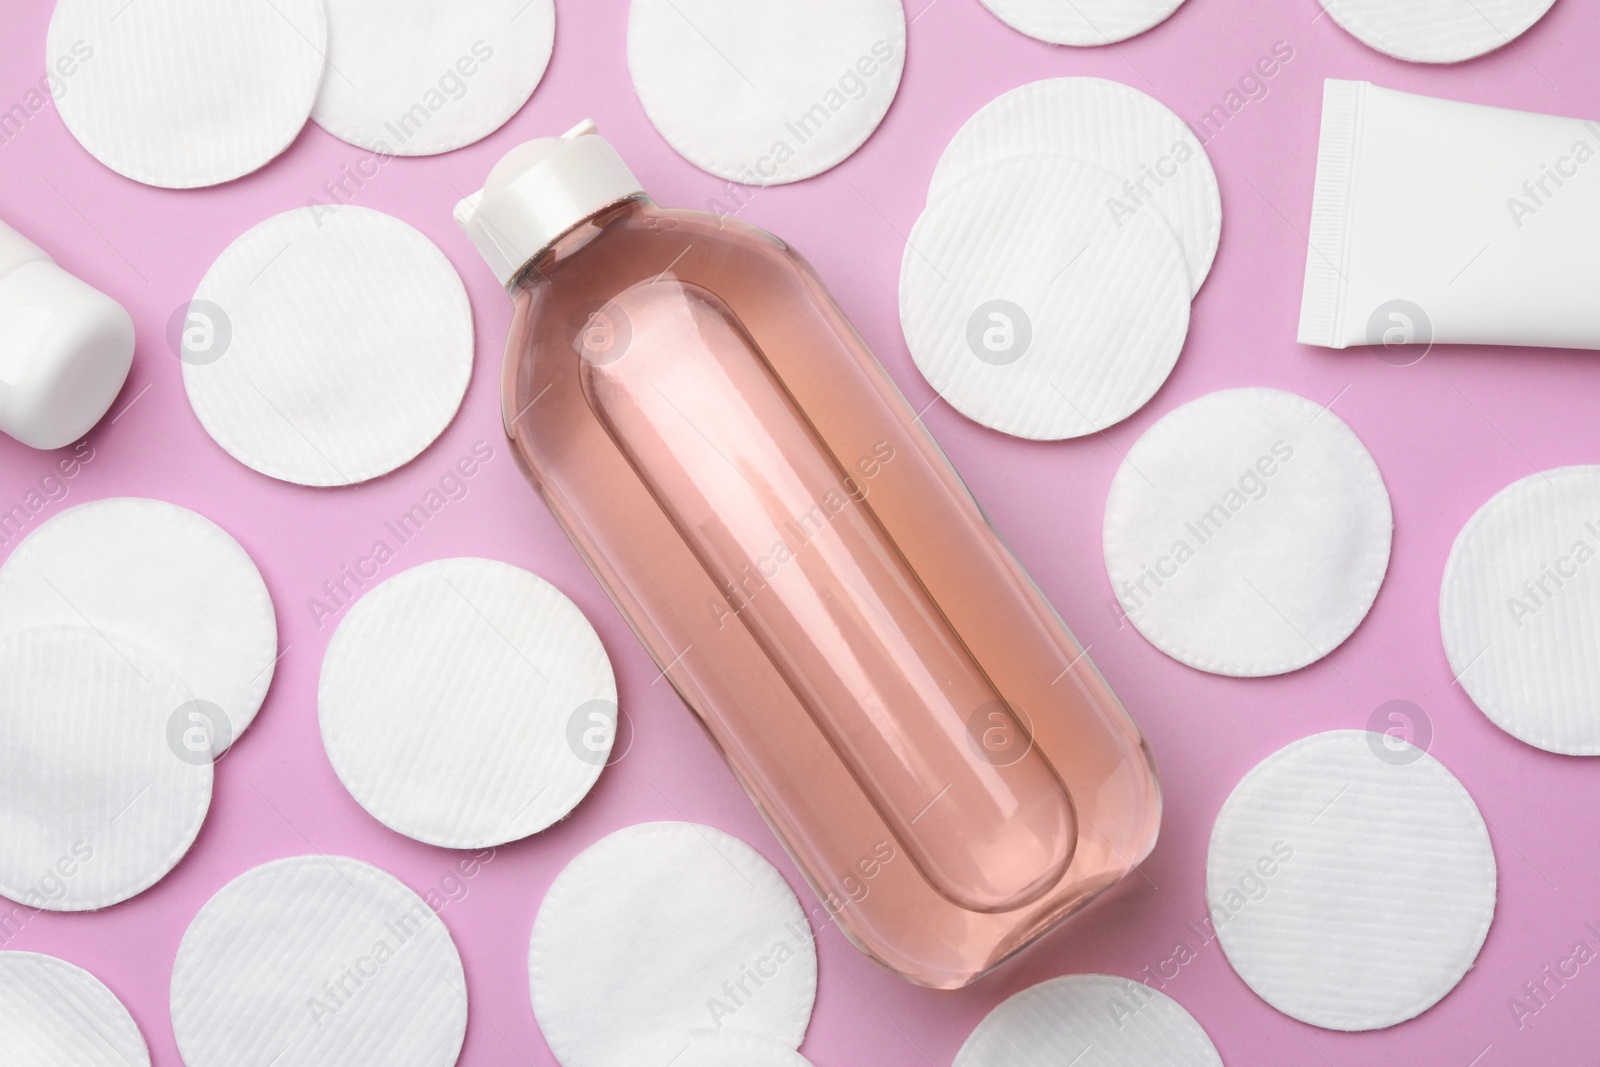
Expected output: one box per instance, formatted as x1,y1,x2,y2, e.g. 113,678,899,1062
454,120,645,288
0,222,135,451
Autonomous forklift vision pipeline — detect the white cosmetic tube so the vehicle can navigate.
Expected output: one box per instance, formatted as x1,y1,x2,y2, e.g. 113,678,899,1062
1299,80,1600,352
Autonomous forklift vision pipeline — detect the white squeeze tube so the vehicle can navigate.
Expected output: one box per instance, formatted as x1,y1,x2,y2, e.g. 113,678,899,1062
1298,80,1600,353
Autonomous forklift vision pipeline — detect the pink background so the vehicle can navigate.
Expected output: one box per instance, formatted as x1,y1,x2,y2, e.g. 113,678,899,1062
3,0,1599,1063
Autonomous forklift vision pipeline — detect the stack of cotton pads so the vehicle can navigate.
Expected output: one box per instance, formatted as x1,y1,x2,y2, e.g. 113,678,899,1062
1442,467,1600,754
529,822,819,1067
0,951,150,1065
1206,730,1496,1030
954,975,1223,1066
900,78,1218,440
1315,0,1557,63
1103,388,1393,676
181,206,474,486
627,0,906,185
171,855,467,1067
45,0,555,188
318,558,618,847
0,498,276,910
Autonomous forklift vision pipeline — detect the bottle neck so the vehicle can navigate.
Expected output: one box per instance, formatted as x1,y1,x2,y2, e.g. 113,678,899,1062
513,194,654,292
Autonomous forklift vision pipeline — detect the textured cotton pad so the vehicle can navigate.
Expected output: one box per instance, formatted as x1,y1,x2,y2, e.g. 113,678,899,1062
45,0,326,188
617,1031,817,1067
900,156,1190,440
0,952,149,1066
312,0,555,155
0,626,211,911
319,558,616,848
1103,388,1392,676
977,0,1188,45
170,855,467,1067
627,0,906,185
182,206,473,486
930,78,1221,294
529,822,817,1067
1319,0,1556,63
1441,467,1600,754
1208,730,1496,1030
0,498,276,755
954,974,1222,1067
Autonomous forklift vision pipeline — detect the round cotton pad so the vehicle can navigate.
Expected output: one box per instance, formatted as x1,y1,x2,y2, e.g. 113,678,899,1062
627,0,906,185
312,0,555,156
929,78,1221,294
1103,387,1393,676
954,975,1222,1067
170,855,467,1067
616,1031,817,1067
319,558,617,848
45,0,326,188
0,952,150,1066
0,626,211,911
900,156,1190,440
977,0,1188,45
1208,730,1496,1030
1441,466,1600,754
182,206,473,486
1318,0,1556,63
529,822,817,1067
0,497,277,755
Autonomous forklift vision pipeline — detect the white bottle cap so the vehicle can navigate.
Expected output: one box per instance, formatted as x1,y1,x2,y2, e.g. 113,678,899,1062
0,221,135,450
454,120,646,288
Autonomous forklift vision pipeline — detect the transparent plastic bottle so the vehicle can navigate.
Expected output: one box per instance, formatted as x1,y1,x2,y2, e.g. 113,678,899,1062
456,123,1160,989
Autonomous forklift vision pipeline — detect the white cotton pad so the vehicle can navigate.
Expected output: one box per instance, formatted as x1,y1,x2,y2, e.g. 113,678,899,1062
1318,0,1556,63
977,0,1188,45
319,558,617,848
1103,387,1392,676
614,1030,817,1067
170,855,467,1067
0,952,150,1066
529,822,817,1067
1208,730,1496,1031
0,497,277,756
954,974,1222,1067
0,626,211,912
929,78,1221,294
312,0,555,156
182,206,473,487
1441,466,1600,755
900,156,1190,441
45,0,326,189
627,0,906,185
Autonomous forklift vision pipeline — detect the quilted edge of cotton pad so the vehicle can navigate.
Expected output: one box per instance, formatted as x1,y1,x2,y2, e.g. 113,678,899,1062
1101,386,1394,677
1319,0,1558,64
928,76,1222,294
975,0,1190,46
953,973,1224,1066
309,0,557,156
624,0,908,185
0,624,214,912
1440,465,1600,755
1206,729,1497,1031
316,556,617,849
0,496,279,753
527,821,819,1067
899,154,1191,441
0,951,151,1066
43,0,329,189
611,1029,818,1067
180,205,475,487
169,854,468,1067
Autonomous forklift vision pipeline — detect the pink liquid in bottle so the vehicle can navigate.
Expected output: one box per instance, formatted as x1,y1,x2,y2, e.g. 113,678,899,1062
457,124,1160,988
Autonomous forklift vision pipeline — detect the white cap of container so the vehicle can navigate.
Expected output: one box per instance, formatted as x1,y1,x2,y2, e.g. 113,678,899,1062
0,220,135,450
454,120,645,289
